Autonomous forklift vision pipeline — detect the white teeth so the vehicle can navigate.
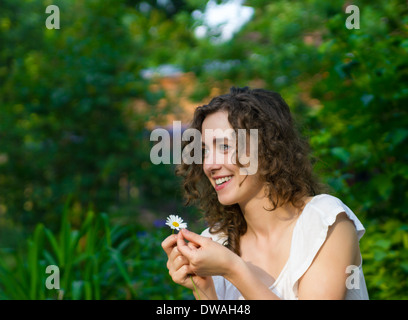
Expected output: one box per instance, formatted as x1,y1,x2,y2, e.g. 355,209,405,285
215,176,232,186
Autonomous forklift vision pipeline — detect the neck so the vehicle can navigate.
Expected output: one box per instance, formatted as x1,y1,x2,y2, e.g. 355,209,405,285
238,191,303,239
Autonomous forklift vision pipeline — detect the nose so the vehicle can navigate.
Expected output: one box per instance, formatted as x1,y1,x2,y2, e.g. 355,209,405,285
203,149,223,175
204,160,222,175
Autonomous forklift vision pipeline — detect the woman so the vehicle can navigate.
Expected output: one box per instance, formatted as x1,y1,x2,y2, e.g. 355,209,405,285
162,87,369,300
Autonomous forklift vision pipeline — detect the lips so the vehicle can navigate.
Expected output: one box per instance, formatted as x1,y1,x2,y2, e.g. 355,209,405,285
213,175,233,191
215,175,233,186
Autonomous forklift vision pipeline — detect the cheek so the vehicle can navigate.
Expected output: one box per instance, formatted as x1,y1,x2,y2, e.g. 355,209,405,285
202,163,215,183
202,164,210,178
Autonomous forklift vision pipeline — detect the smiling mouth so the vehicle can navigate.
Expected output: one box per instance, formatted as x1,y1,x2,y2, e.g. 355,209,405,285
214,176,233,186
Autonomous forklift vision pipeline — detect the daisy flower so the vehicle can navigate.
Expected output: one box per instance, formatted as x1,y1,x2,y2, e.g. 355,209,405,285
165,215,187,231
164,214,200,299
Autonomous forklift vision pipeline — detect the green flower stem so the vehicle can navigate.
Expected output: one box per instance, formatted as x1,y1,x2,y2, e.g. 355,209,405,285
190,276,201,300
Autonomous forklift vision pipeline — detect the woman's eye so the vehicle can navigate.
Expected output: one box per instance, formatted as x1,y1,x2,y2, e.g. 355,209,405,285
202,148,209,156
220,144,230,152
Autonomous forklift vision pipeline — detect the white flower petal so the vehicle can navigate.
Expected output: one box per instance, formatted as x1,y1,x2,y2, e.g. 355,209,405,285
165,214,187,231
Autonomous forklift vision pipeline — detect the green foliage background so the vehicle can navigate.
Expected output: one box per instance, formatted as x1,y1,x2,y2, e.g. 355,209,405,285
0,0,407,299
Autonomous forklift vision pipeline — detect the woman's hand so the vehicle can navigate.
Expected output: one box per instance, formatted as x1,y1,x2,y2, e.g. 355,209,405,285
176,228,240,278
161,234,216,299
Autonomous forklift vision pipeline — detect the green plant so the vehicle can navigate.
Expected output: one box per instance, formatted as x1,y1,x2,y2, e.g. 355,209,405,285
360,219,408,300
0,202,192,300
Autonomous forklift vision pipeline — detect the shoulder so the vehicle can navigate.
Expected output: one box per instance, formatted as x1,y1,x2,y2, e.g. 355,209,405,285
297,211,361,299
319,211,360,259
308,194,350,218
296,193,365,260
287,194,365,296
303,194,365,240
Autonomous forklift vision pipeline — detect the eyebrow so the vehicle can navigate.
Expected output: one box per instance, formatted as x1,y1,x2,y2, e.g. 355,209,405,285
201,137,231,146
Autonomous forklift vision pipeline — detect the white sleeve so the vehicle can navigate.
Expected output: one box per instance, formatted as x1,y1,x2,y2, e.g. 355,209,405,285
287,194,365,296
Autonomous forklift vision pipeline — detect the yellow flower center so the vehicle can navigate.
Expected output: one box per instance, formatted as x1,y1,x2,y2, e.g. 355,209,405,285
172,221,180,227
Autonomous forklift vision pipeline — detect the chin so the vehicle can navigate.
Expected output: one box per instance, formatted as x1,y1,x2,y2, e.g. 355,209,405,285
217,195,238,206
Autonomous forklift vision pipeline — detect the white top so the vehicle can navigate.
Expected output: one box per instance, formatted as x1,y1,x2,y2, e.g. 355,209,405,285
201,194,369,300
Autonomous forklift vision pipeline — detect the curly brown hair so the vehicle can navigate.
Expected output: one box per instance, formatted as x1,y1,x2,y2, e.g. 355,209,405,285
175,86,325,255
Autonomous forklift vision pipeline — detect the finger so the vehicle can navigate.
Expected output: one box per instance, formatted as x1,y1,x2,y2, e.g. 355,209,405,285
168,253,187,273
169,246,181,262
173,254,189,270
161,234,178,256
188,241,199,250
171,265,194,287
167,247,182,273
177,230,194,260
181,228,209,246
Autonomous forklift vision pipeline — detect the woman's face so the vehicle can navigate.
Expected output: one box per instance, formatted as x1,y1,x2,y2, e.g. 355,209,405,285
201,111,264,206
